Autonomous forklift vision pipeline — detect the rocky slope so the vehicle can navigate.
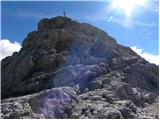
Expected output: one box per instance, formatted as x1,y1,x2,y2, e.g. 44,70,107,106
1,16,159,119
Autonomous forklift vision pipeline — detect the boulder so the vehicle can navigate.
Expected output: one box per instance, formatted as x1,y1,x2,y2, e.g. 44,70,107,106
1,87,77,119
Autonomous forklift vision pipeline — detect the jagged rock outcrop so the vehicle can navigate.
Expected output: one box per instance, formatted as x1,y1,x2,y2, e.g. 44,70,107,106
1,16,159,119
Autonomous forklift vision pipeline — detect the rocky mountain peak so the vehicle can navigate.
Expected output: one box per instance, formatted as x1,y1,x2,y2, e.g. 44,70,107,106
38,16,72,31
1,16,159,119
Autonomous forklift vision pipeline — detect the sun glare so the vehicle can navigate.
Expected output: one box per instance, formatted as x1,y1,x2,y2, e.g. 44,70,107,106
110,0,146,17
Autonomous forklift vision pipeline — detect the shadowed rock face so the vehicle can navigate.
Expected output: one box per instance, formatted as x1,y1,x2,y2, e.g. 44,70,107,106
1,16,159,119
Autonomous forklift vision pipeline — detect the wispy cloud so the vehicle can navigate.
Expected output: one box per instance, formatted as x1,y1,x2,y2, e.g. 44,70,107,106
13,9,81,21
12,0,158,28
85,13,157,28
145,0,159,13
82,0,158,28
131,46,159,65
0,39,21,60
109,17,158,28
133,20,158,27
14,9,58,19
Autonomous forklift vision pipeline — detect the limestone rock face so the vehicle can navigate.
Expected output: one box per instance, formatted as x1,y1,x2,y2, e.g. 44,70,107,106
1,16,159,119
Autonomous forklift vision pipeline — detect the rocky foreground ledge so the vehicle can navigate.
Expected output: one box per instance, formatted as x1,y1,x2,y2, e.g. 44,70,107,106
1,16,159,119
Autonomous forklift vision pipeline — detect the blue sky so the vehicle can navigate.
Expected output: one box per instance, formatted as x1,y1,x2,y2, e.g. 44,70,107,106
1,1,159,55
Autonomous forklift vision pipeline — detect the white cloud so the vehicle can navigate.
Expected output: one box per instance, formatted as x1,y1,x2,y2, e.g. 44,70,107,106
0,39,21,60
131,46,159,65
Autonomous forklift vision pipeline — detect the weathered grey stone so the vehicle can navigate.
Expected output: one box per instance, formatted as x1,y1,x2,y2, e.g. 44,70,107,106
1,16,159,119
1,87,77,119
